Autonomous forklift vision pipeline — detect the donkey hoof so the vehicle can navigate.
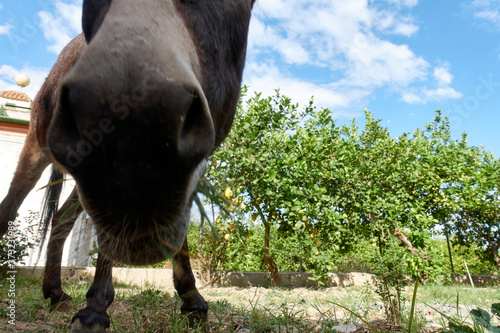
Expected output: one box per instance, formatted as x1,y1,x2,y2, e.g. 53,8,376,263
49,293,73,312
180,291,208,326
71,318,107,333
71,309,110,333
183,310,208,327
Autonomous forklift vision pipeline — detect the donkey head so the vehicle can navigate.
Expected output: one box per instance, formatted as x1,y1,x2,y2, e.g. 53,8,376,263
48,0,254,265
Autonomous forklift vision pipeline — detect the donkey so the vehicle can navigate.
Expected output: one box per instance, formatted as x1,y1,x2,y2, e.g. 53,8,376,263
0,32,194,317
1,0,255,331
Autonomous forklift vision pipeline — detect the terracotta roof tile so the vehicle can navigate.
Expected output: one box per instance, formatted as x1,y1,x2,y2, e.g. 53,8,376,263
0,90,32,103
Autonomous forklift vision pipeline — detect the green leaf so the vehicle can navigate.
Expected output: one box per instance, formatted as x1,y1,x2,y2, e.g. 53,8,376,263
308,275,321,281
448,322,475,333
269,169,277,180
470,308,491,326
492,304,500,318
487,325,500,333
37,178,67,190
60,201,81,221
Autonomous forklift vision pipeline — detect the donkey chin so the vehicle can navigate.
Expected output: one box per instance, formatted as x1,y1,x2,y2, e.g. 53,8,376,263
95,216,189,266
79,161,206,266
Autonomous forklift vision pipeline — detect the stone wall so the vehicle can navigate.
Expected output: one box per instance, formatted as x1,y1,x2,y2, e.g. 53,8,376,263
17,267,499,289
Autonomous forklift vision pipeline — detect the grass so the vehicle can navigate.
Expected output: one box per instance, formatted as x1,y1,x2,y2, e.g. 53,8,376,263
0,275,498,332
413,284,500,307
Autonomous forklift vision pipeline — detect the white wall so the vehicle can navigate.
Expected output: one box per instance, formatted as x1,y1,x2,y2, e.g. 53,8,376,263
0,128,83,266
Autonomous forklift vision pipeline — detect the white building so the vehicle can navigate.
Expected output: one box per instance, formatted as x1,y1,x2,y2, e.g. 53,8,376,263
0,80,96,267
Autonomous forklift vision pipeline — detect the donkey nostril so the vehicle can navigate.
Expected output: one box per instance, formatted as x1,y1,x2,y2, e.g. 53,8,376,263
47,83,82,165
178,90,214,160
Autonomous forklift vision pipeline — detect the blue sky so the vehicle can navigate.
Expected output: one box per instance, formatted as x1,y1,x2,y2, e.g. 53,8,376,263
0,0,499,157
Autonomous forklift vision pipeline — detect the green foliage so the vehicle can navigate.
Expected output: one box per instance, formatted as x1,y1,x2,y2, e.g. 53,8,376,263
441,140,500,271
0,212,40,270
187,217,496,277
206,87,500,280
429,238,499,275
128,288,171,309
187,219,230,274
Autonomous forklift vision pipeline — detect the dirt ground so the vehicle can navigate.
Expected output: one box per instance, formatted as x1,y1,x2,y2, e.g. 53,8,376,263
197,286,497,331
1,285,499,332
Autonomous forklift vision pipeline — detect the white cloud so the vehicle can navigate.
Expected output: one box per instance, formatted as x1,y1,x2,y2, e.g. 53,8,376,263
433,64,454,86
375,11,419,36
343,35,428,88
476,9,500,21
393,22,419,36
38,0,82,54
246,0,459,114
471,0,500,27
0,65,50,100
244,62,354,117
400,64,462,104
401,87,462,104
0,2,11,35
384,0,418,7
0,23,12,35
247,18,310,65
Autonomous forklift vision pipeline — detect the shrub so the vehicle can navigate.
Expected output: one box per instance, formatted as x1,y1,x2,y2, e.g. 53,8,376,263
0,211,40,271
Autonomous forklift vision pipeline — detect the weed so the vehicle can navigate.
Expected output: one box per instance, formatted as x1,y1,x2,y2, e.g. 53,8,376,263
372,246,411,327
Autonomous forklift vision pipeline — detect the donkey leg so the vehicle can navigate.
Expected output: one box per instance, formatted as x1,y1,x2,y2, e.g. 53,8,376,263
0,132,50,237
173,236,208,321
71,252,114,333
43,187,83,311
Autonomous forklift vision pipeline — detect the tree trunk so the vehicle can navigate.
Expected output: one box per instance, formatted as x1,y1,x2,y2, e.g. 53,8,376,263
391,230,429,259
199,214,204,255
445,231,455,275
390,229,433,282
250,194,279,287
264,223,279,286
490,243,500,272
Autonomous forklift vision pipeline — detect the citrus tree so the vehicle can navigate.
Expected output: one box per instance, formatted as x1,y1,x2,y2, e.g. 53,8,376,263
444,146,500,271
207,88,500,280
208,89,345,285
